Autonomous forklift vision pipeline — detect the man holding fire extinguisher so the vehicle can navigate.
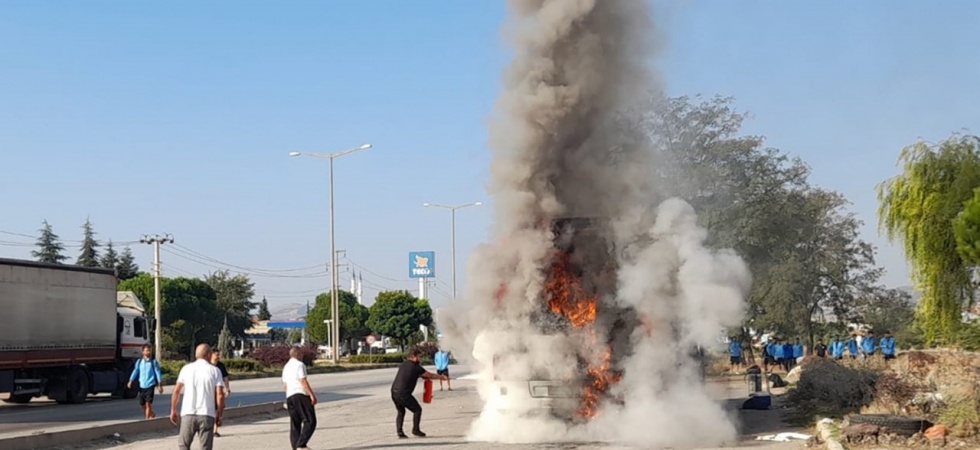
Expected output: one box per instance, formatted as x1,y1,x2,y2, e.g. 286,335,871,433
390,349,449,439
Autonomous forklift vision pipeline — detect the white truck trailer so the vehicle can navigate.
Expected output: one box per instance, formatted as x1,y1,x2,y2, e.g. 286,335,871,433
0,258,149,404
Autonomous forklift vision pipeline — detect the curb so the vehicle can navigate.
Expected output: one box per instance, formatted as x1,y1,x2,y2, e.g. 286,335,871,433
817,418,847,450
2,401,288,450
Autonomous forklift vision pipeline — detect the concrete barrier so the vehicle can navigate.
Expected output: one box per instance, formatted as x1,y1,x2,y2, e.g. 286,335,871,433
0,401,288,450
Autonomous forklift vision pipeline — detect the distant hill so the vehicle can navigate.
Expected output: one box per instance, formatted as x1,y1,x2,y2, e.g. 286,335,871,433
269,302,308,321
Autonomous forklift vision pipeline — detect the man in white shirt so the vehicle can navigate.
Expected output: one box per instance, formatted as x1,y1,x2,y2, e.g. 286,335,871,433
282,347,318,450
170,344,226,450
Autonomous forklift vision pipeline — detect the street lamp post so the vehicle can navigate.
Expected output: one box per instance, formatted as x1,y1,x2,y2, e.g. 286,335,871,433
422,201,482,299
290,143,371,364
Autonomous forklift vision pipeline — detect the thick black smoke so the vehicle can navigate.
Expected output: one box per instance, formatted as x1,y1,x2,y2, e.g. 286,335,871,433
438,1,751,446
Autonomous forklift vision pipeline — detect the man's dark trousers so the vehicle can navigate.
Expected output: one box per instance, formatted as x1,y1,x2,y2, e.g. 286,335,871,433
391,392,422,434
287,394,316,449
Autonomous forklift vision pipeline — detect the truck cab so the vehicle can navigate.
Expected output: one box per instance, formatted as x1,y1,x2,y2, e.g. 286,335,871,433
116,291,150,361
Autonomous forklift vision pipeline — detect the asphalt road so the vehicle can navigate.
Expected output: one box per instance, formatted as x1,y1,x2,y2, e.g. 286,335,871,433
0,365,463,439
56,374,808,450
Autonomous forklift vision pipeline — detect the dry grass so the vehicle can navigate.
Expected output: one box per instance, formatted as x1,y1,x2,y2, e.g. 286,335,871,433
859,350,980,438
786,357,878,423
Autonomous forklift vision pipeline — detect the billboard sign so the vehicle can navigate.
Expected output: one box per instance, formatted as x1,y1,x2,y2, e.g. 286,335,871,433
409,251,435,278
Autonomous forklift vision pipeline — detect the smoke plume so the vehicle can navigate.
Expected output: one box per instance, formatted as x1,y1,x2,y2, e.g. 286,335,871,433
439,0,751,447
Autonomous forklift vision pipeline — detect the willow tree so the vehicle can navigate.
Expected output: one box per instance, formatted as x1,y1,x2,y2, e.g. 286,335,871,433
877,135,980,345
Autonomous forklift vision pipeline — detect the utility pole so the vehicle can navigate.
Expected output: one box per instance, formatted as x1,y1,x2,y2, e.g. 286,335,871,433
422,201,482,299
289,144,371,364
140,234,174,361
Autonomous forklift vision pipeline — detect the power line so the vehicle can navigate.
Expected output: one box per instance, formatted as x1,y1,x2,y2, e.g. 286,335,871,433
0,229,141,247
162,246,329,279
172,243,328,274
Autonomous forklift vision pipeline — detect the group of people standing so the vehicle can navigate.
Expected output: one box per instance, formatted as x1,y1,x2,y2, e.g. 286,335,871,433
817,330,898,360
127,343,452,450
727,330,899,374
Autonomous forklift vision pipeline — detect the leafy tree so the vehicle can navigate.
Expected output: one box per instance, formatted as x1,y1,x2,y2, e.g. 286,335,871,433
76,218,100,267
954,187,980,265
637,95,883,349
367,290,428,346
878,134,980,345
33,220,67,264
100,240,119,271
217,316,233,359
204,270,256,338
257,296,273,321
307,290,369,350
854,288,920,349
119,273,222,359
116,246,140,280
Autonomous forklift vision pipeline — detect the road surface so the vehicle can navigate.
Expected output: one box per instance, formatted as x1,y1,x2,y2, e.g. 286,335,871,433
0,365,441,440
53,375,809,450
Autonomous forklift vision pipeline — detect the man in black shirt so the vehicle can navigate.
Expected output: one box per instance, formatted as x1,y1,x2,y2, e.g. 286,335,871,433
210,352,231,437
815,340,828,358
391,349,448,438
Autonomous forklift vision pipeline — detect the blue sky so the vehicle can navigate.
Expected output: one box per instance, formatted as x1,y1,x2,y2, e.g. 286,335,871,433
1,1,977,314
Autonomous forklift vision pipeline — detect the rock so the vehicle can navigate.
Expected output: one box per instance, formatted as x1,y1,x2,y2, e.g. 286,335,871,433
785,365,803,383
925,425,948,439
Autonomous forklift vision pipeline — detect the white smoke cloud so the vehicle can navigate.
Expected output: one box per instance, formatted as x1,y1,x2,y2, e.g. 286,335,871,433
437,0,752,447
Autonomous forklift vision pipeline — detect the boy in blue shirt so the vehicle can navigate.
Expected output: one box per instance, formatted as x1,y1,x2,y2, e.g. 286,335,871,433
830,337,845,360
880,331,897,360
861,332,877,359
434,349,452,391
847,335,859,359
728,338,743,373
127,344,164,419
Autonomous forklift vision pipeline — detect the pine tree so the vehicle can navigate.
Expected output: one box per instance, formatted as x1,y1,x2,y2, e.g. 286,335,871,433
257,296,273,321
100,240,119,270
76,218,100,267
116,246,140,280
32,220,67,264
217,316,233,359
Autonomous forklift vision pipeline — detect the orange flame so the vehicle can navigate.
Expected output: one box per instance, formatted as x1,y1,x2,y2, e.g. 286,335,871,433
544,249,620,419
545,251,597,327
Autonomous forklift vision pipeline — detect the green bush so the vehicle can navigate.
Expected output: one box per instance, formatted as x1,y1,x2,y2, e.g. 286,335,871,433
957,321,980,351
223,358,265,373
349,353,407,364
347,353,437,365
160,359,185,376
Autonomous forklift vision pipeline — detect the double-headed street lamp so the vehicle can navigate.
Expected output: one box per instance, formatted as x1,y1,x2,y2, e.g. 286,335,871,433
422,201,482,299
289,143,371,364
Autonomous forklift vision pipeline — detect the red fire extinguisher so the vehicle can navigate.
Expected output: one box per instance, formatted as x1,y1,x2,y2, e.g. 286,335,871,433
422,379,433,403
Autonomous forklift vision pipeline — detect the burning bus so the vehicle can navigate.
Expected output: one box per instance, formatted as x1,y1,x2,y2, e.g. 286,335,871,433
477,216,710,423
479,216,635,422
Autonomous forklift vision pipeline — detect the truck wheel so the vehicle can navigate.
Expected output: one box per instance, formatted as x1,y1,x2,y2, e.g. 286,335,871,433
66,367,90,404
3,394,33,404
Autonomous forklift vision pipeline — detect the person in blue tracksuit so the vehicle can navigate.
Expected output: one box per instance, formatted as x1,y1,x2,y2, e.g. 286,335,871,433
773,341,785,371
861,331,877,358
728,339,743,372
847,335,860,359
880,331,897,360
792,339,804,362
128,344,164,420
782,342,794,371
765,341,777,370
830,337,845,360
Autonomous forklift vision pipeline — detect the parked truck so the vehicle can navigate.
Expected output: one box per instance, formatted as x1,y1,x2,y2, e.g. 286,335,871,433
0,258,149,404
